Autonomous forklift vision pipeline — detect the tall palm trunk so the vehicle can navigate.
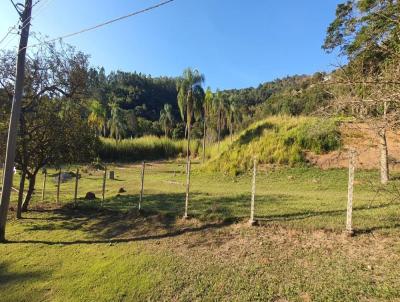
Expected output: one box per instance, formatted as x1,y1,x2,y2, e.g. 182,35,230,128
187,123,191,162
217,109,221,152
202,115,207,163
16,172,26,219
229,118,233,143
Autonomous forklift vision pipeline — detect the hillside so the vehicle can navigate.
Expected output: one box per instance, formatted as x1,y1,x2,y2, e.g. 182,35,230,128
307,123,400,170
207,117,400,175
206,116,341,175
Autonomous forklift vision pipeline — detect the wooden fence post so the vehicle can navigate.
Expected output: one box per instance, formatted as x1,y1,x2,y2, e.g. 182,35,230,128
346,149,356,236
41,169,47,203
249,158,257,225
74,168,79,205
102,166,107,205
183,159,191,219
139,161,145,211
56,169,61,204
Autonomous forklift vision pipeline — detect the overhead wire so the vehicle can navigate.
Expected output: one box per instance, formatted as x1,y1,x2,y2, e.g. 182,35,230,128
25,0,175,50
1,0,55,49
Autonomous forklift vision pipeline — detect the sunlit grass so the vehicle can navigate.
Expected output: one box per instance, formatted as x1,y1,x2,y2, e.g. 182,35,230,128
99,136,202,162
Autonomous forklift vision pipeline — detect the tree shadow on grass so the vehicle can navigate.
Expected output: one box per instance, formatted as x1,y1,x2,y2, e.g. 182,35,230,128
0,262,45,286
256,202,399,223
9,192,400,244
8,192,245,245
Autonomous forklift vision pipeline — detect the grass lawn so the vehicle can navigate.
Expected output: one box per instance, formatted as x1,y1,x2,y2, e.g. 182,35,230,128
1,161,400,301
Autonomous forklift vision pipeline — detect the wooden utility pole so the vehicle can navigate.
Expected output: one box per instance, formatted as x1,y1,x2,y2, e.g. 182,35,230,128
0,0,32,242
249,158,257,226
183,159,191,219
139,161,145,211
41,169,47,203
74,168,79,205
346,149,356,236
56,169,61,204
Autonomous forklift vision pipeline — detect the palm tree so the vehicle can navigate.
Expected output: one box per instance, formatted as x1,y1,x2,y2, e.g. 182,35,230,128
88,100,107,136
213,90,227,152
176,68,205,218
202,87,213,163
108,101,127,142
228,95,240,142
159,103,174,137
177,68,205,161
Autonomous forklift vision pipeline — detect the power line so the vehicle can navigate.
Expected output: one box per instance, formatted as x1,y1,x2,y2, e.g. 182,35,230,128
0,25,18,45
26,0,175,49
17,0,54,34
2,0,55,49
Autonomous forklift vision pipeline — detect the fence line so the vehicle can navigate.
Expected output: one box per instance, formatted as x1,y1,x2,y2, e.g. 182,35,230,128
4,158,375,235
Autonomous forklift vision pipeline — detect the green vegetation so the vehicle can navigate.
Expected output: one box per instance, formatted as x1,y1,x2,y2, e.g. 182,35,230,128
207,116,341,175
1,1,400,300
1,162,399,301
99,136,202,162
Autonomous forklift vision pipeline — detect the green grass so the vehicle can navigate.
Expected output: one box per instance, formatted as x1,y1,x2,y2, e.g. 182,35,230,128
99,136,202,162
206,116,341,175
1,162,400,301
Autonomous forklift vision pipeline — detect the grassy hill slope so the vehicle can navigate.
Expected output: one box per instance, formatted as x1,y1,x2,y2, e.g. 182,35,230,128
206,116,341,175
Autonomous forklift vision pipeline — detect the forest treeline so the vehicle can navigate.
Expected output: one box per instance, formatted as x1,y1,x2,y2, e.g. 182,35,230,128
85,68,331,140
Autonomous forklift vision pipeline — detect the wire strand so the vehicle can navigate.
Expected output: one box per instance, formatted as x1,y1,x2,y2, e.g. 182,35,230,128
25,0,175,50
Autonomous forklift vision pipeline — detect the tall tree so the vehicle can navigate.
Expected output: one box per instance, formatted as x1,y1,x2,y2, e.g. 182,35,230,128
213,90,228,151
176,68,205,218
0,44,98,214
176,68,205,161
88,100,107,136
159,103,174,137
323,0,400,184
202,87,213,162
227,95,241,142
108,101,127,142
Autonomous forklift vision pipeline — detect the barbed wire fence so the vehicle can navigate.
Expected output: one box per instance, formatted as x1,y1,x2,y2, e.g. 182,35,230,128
2,145,399,235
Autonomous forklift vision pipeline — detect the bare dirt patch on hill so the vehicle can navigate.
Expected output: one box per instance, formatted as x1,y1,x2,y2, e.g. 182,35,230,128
307,122,400,170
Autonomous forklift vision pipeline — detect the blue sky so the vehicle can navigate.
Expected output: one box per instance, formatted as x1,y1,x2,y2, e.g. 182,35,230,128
0,0,343,90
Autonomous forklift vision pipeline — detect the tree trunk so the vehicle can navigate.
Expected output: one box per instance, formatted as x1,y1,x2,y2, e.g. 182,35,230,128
187,123,191,163
16,172,26,219
217,110,221,152
21,174,36,212
202,117,206,163
230,121,233,143
378,128,389,185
